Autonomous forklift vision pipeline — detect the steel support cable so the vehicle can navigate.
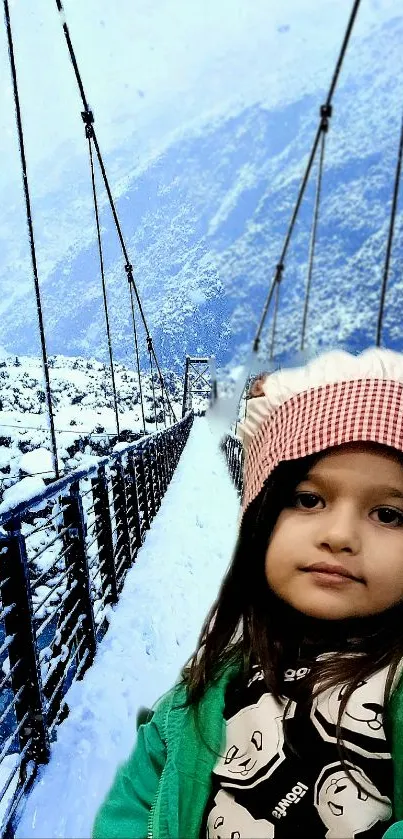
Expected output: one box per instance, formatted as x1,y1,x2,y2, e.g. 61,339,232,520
140,329,176,422
147,341,159,432
148,342,177,422
325,0,362,106
128,281,147,434
4,0,60,479
155,362,168,428
88,136,121,440
301,125,328,351
376,111,403,347
158,374,168,429
253,0,362,353
253,128,321,353
269,272,282,360
161,369,170,427
54,0,177,422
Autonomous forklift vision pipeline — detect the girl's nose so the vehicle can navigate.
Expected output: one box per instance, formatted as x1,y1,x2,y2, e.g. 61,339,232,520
317,506,361,555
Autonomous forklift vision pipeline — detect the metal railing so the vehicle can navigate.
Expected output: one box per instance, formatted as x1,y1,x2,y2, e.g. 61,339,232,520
221,434,244,497
0,411,193,836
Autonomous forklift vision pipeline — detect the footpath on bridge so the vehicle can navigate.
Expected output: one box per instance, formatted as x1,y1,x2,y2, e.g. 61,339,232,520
16,417,240,839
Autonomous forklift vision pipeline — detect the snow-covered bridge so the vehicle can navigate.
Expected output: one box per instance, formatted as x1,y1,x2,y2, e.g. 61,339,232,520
15,418,239,839
2,0,402,835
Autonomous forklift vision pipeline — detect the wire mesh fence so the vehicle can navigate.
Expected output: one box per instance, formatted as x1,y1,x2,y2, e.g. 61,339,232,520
0,411,193,837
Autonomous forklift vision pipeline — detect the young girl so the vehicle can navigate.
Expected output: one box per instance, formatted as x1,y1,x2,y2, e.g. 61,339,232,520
93,347,403,839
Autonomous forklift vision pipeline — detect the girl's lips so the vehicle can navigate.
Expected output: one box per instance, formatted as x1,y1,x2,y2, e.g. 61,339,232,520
305,570,358,586
302,563,363,583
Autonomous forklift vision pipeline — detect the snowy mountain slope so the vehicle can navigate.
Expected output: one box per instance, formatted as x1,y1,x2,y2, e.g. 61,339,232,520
1,14,402,370
1,0,368,321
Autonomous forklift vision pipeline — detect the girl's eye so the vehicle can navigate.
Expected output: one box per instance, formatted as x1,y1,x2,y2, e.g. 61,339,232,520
293,492,323,510
291,497,403,526
373,507,403,527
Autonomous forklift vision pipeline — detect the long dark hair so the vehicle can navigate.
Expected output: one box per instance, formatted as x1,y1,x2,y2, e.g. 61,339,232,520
178,451,403,789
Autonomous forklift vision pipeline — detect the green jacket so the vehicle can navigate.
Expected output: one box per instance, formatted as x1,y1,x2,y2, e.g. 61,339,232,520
93,661,403,839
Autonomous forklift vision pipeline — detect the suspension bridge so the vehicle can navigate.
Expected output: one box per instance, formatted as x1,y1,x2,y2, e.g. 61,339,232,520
0,0,402,835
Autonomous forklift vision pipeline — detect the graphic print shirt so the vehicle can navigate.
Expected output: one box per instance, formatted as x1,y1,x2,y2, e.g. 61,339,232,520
201,655,395,839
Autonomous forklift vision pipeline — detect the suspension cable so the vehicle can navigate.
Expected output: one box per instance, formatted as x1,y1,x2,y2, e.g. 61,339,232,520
325,0,362,105
269,273,281,360
376,111,403,347
128,284,146,434
253,0,362,353
156,363,171,427
4,0,60,479
147,340,158,432
300,115,329,350
156,371,168,429
87,134,121,439
54,0,177,422
147,339,177,421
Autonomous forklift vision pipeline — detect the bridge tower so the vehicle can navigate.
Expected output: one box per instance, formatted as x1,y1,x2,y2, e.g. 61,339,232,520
181,356,217,418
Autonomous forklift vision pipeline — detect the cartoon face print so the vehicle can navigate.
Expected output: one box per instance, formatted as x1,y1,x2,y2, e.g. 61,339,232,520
315,762,392,839
215,693,289,789
311,666,390,758
206,790,275,839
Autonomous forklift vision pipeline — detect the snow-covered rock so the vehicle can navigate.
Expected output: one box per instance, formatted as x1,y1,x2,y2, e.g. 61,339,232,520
19,447,55,478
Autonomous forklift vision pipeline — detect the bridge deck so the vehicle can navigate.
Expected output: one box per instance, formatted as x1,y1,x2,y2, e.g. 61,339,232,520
16,418,240,839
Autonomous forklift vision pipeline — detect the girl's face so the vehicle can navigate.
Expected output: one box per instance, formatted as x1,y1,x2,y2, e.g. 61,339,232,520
265,443,403,620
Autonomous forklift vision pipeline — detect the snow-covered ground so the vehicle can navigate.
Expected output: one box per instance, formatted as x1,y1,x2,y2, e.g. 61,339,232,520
0,353,209,504
15,416,240,839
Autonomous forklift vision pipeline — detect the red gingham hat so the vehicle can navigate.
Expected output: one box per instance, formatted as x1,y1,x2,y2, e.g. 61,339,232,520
238,348,403,511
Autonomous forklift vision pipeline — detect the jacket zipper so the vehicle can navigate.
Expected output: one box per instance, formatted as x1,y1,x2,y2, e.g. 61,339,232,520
147,700,171,839
147,792,157,839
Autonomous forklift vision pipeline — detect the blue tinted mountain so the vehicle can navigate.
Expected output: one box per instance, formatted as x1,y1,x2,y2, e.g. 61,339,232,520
1,15,402,372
